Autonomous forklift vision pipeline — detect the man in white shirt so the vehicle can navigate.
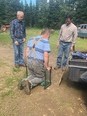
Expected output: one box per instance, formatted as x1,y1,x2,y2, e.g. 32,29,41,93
54,16,78,71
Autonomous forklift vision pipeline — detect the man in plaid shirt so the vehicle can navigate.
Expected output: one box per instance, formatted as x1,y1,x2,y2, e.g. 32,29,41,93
10,11,26,67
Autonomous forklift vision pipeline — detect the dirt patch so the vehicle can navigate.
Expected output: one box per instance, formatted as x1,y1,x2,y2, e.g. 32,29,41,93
0,44,87,116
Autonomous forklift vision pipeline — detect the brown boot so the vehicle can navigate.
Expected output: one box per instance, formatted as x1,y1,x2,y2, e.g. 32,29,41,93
23,80,31,95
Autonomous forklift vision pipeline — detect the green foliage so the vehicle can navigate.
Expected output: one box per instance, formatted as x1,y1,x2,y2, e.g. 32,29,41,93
75,0,87,24
47,0,60,28
0,0,87,28
0,0,6,25
0,31,11,44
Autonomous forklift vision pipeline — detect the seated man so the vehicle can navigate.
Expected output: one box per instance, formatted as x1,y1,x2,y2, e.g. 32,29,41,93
19,29,51,95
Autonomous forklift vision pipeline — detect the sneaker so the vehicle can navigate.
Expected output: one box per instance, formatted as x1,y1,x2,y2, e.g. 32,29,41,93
23,80,31,95
54,65,61,70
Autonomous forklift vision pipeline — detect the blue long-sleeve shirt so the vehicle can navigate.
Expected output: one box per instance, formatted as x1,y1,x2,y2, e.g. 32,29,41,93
10,19,26,43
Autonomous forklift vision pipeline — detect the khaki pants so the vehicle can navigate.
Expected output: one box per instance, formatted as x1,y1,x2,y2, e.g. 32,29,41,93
27,58,45,87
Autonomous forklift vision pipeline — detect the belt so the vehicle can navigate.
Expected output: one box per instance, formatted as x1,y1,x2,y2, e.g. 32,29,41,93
60,41,72,44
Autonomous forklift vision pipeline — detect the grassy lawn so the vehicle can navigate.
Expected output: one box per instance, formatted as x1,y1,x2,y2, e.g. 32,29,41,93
0,28,87,52
0,28,87,98
0,28,87,116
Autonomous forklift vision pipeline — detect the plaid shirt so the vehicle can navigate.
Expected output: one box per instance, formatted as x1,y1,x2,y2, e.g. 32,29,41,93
10,19,26,42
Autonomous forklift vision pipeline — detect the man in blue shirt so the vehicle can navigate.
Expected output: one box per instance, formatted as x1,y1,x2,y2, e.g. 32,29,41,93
10,11,26,67
19,29,51,95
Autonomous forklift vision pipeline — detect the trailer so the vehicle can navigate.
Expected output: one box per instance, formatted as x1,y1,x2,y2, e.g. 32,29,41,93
68,59,87,82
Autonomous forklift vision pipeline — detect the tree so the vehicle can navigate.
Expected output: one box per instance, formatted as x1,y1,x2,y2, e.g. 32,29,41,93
48,0,60,28
37,0,49,28
75,0,87,24
0,0,87,29
0,0,24,25
0,0,6,25
24,0,30,27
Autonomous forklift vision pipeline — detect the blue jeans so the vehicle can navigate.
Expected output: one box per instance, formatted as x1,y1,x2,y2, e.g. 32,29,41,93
13,43,24,65
57,41,71,67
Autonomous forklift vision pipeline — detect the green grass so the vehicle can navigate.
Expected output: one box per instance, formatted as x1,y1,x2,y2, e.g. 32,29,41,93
5,77,16,87
0,28,87,114
0,90,14,99
12,67,21,72
0,28,87,52
76,38,87,51
0,31,11,44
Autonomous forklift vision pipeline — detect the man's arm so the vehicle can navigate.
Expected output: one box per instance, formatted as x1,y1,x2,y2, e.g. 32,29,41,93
10,21,16,42
23,23,26,38
57,26,62,47
23,22,26,42
25,47,29,58
44,52,50,70
70,27,78,51
72,27,78,46
58,28,62,41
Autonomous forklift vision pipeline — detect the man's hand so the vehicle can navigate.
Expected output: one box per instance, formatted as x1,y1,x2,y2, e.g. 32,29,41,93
24,57,28,66
23,38,26,43
70,46,73,51
47,66,51,71
15,41,19,45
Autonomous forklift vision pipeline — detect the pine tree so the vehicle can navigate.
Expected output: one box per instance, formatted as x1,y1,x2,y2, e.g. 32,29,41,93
37,0,49,28
48,0,60,28
75,0,87,24
0,0,6,25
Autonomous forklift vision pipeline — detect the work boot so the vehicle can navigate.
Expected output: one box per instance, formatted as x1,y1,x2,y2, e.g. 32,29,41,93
23,80,31,95
18,79,26,90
